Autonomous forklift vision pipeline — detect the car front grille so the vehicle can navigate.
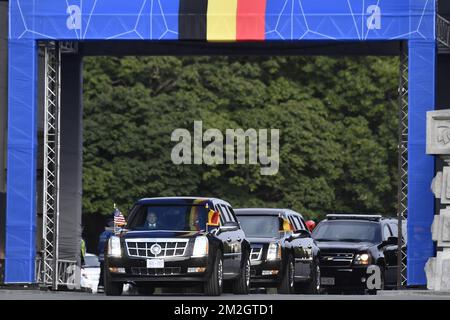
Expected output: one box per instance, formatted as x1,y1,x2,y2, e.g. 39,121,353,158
125,238,189,258
250,247,263,261
131,267,181,276
320,252,354,267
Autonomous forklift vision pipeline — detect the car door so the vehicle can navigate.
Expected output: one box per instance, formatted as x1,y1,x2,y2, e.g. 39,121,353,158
214,204,238,278
382,223,397,286
286,215,305,278
226,206,245,273
384,222,399,286
293,216,314,279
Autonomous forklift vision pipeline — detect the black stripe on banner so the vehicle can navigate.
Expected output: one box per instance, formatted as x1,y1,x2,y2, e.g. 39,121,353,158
179,0,208,40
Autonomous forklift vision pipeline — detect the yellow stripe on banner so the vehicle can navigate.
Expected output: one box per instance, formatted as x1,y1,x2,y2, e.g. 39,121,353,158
207,0,238,41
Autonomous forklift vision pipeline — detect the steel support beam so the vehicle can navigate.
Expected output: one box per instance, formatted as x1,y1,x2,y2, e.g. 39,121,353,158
397,42,408,288
41,42,61,290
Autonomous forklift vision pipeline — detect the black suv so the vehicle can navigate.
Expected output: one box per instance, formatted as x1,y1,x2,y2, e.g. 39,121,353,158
235,209,321,294
312,214,406,294
103,197,251,296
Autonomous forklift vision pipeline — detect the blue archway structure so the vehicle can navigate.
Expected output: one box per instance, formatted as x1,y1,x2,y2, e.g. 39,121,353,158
5,0,436,286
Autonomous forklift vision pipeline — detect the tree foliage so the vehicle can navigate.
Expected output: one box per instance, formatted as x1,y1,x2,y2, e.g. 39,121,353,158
83,56,399,220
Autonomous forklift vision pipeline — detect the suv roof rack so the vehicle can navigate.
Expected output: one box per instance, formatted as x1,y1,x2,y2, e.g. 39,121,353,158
326,214,382,222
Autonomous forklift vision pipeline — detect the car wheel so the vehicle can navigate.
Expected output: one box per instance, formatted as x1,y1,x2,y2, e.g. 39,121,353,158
232,257,250,295
278,255,295,294
204,251,223,296
136,283,155,295
104,266,123,296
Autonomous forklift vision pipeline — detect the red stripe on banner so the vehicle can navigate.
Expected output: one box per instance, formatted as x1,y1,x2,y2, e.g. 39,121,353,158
236,0,266,41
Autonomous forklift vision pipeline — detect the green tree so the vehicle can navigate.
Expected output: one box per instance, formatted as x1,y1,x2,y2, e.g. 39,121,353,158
83,56,399,220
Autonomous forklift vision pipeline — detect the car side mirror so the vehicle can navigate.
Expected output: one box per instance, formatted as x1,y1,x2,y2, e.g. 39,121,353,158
385,236,398,246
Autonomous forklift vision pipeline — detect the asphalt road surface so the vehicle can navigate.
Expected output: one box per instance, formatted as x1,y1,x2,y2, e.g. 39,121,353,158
0,289,449,300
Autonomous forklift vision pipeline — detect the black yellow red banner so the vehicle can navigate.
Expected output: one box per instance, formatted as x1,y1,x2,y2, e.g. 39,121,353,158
179,0,267,41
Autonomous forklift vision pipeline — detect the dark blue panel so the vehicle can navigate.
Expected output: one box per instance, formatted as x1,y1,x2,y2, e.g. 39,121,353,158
5,40,37,283
264,0,431,41
11,0,180,40
407,39,436,286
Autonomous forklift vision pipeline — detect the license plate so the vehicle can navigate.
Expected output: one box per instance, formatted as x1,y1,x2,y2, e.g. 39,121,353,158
321,277,335,285
146,259,164,269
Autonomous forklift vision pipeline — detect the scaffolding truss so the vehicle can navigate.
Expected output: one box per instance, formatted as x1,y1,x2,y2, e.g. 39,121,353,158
41,41,61,289
40,41,80,290
397,43,408,288
437,14,450,49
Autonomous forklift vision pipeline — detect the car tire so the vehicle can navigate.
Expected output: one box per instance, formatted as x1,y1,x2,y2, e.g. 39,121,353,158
232,257,250,295
277,255,295,294
104,267,123,296
296,259,321,294
204,251,223,296
136,283,155,295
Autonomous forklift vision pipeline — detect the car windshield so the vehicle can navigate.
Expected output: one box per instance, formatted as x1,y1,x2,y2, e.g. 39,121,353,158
312,220,381,243
84,255,100,268
127,203,209,232
238,215,280,238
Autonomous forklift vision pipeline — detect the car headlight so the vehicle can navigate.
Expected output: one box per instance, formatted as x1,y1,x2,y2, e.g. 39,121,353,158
354,253,371,265
267,242,281,260
108,236,122,257
192,236,209,257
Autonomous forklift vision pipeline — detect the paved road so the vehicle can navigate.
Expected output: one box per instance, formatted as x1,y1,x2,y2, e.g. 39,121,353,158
0,289,449,300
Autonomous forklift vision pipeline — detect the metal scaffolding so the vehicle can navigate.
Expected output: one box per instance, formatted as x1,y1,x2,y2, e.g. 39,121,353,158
437,15,450,49
39,41,80,290
397,42,408,288
41,41,61,290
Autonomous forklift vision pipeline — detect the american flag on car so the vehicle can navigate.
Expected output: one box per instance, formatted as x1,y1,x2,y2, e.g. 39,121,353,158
113,208,126,226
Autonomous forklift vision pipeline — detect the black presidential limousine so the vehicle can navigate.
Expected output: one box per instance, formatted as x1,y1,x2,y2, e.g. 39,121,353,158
103,197,251,296
235,208,321,294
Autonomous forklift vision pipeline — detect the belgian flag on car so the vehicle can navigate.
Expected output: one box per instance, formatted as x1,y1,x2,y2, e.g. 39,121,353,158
208,209,220,226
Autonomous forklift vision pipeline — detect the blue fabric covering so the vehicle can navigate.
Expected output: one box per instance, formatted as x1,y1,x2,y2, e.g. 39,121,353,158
5,40,37,283
407,39,436,285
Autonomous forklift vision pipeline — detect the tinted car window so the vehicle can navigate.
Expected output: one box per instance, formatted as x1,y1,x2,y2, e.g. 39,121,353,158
228,207,239,223
389,222,398,237
312,220,382,243
238,215,280,238
216,205,230,223
383,224,393,241
128,204,209,231
287,216,297,230
295,216,307,231
222,205,237,223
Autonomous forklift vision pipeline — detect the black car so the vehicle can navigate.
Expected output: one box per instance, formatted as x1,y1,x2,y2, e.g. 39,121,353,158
312,214,406,294
235,209,321,294
103,197,251,296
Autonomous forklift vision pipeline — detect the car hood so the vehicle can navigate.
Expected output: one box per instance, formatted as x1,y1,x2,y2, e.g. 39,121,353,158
120,230,205,239
315,241,375,252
